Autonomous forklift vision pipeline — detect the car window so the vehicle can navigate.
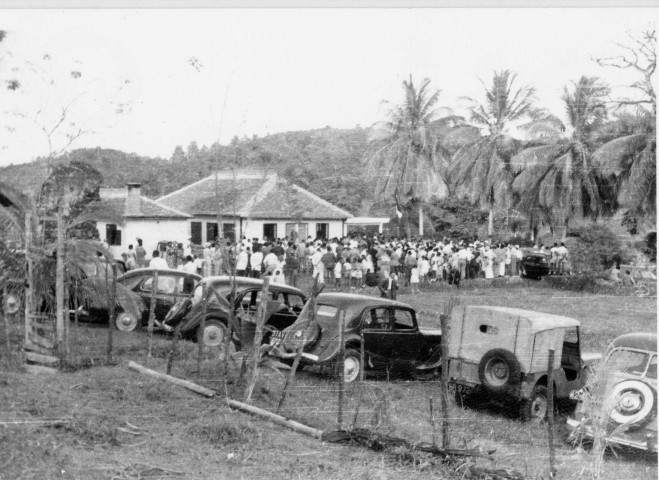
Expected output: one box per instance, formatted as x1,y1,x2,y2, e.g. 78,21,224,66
364,307,390,329
287,294,305,310
315,305,339,327
192,284,204,305
141,275,176,294
176,276,196,295
121,275,144,291
255,290,275,305
393,308,415,330
564,327,579,344
647,356,657,379
606,348,650,376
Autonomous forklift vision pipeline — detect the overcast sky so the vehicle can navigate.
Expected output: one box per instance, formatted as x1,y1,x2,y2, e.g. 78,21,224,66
0,8,656,167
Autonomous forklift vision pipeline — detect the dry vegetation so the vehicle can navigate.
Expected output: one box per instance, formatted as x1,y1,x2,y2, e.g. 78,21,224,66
1,282,657,480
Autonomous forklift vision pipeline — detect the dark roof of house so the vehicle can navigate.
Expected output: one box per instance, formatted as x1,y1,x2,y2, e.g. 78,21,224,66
156,171,353,220
87,195,191,221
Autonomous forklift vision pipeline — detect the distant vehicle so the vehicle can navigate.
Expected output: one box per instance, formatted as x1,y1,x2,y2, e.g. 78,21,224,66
567,333,657,453
76,268,201,332
447,306,601,421
163,276,307,347
270,293,443,383
520,252,550,279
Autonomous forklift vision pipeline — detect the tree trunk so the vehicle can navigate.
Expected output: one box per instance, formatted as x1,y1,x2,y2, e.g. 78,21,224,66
488,208,494,241
55,208,66,364
24,211,34,350
418,204,424,237
107,263,116,363
561,220,568,243
406,208,412,239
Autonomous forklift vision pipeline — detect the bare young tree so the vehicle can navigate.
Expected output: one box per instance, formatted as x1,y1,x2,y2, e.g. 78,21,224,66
594,28,656,114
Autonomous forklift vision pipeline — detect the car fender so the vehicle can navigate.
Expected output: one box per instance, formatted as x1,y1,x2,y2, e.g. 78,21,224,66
416,344,443,370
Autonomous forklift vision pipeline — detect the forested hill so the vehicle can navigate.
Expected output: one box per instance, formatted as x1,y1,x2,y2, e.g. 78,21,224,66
0,126,389,216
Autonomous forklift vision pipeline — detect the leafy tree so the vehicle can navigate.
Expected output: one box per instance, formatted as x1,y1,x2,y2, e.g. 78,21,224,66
512,76,611,241
171,145,186,163
593,28,656,220
364,76,451,238
449,70,536,238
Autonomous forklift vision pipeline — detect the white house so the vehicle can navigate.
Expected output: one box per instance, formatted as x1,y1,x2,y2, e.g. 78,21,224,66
156,170,353,244
90,183,191,259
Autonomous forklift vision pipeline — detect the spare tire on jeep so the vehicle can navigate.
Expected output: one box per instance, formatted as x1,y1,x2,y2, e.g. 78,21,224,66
478,348,521,393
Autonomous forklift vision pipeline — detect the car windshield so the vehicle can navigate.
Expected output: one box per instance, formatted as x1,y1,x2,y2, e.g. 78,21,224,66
605,348,652,377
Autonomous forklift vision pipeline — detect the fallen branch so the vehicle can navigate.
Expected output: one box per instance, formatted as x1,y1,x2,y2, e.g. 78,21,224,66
0,418,71,427
227,398,324,440
127,361,217,398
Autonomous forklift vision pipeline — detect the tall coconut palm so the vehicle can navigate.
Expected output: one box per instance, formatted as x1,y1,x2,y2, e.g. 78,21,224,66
364,76,454,238
593,108,656,220
511,76,611,240
450,70,536,238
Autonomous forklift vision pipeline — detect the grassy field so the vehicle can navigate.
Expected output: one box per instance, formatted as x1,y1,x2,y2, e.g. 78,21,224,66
0,282,656,480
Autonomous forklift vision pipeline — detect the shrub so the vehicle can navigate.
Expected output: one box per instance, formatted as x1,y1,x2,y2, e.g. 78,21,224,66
644,232,657,262
566,224,623,273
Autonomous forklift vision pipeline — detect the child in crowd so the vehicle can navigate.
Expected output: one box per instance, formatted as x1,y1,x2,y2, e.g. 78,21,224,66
350,258,362,290
410,265,420,293
334,259,343,291
343,257,352,288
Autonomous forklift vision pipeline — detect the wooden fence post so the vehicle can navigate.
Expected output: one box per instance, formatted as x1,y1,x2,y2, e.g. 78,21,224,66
107,263,117,363
430,397,437,447
197,281,210,373
146,270,158,367
3,284,10,353
547,348,556,478
337,310,346,430
245,276,270,402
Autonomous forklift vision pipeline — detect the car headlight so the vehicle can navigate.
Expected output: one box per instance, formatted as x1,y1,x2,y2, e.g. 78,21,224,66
5,293,20,315
294,330,303,338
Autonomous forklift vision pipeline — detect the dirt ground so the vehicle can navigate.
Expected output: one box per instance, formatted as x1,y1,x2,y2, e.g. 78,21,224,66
1,283,657,479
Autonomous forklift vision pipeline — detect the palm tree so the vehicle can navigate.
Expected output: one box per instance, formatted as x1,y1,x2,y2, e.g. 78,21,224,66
364,76,454,238
593,107,656,221
450,70,536,238
511,76,611,240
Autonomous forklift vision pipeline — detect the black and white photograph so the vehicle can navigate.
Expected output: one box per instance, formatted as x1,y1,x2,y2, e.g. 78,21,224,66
0,4,657,479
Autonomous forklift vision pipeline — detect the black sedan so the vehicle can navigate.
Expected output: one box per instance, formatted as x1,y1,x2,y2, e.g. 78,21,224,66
520,252,550,279
270,293,443,383
163,276,307,347
76,268,202,332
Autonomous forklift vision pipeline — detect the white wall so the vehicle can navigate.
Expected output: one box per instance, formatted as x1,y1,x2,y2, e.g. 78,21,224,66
97,219,189,260
241,219,344,242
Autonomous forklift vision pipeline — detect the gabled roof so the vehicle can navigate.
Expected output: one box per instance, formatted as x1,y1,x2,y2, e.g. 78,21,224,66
88,190,191,221
156,170,353,220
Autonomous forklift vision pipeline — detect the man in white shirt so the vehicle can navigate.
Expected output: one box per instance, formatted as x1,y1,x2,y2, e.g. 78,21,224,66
149,250,169,269
236,247,249,276
250,248,264,278
263,251,279,276
311,248,324,283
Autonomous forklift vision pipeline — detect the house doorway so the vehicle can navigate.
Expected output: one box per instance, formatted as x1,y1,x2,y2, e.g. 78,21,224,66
263,223,277,241
315,223,328,240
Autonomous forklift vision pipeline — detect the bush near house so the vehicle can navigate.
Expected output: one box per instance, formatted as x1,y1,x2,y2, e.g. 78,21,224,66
566,224,624,274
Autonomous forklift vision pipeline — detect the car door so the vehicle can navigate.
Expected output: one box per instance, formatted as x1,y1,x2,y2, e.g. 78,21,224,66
389,307,424,365
361,307,396,368
139,274,179,321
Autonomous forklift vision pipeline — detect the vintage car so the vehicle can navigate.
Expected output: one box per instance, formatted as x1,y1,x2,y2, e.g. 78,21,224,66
163,276,307,347
447,306,601,421
75,268,201,332
520,252,550,279
567,333,657,453
270,293,443,383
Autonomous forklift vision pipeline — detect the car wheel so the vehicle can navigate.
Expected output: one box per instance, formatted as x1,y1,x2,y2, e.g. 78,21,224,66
341,349,361,383
609,380,655,428
520,384,548,422
198,319,227,347
478,349,521,393
115,312,139,332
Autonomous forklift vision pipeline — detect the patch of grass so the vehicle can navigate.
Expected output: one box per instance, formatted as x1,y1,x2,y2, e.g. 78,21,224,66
189,421,261,447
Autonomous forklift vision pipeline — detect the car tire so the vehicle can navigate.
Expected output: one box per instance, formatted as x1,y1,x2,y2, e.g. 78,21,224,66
520,384,549,422
198,319,227,347
115,311,140,332
608,380,655,428
340,349,361,383
478,348,521,393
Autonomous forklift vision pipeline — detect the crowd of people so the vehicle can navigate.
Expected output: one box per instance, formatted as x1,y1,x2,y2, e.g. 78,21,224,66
114,233,571,294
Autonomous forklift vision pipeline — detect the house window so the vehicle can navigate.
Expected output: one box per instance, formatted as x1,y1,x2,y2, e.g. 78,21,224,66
263,223,277,241
191,222,202,245
222,223,235,242
315,223,328,240
106,224,122,246
206,222,218,243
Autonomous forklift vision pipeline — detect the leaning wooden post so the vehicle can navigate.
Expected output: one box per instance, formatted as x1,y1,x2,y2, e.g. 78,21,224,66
24,210,34,351
276,276,319,414
146,270,158,367
547,348,556,478
429,397,437,447
197,281,210,373
337,310,346,430
439,294,458,449
166,324,182,375
55,208,66,364
3,284,10,353
245,276,270,402
107,263,117,363
359,332,365,382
